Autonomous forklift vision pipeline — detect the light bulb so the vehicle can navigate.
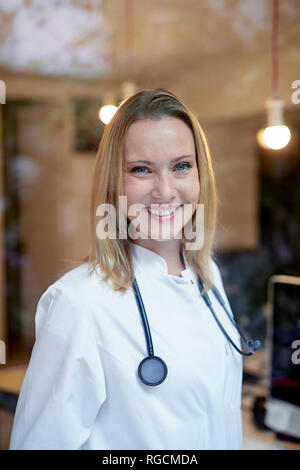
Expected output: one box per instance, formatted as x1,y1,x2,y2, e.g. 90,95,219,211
257,98,291,150
99,104,117,125
263,125,291,150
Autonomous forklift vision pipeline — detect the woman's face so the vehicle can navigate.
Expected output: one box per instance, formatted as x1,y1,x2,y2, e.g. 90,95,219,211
122,117,200,244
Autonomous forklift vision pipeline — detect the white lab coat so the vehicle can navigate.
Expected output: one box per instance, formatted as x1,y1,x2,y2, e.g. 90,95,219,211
9,242,243,450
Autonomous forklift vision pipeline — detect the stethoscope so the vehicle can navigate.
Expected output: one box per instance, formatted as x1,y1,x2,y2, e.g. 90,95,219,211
132,272,262,387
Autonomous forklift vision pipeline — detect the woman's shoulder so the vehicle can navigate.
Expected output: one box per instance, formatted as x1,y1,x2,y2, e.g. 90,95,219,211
209,257,220,275
209,257,224,289
35,263,114,337
208,257,233,310
50,262,110,297
55,261,93,288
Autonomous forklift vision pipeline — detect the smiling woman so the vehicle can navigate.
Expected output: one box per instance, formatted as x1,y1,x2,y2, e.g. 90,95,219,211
9,89,245,451
86,88,217,293
123,117,201,268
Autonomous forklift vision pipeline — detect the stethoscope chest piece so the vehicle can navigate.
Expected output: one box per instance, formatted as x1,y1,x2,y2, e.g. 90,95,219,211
138,355,168,386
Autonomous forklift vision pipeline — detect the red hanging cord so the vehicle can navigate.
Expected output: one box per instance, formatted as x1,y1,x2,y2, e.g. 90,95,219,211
271,0,279,99
125,0,134,82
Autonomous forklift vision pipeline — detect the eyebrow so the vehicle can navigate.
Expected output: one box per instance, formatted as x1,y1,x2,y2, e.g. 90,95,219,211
127,155,195,165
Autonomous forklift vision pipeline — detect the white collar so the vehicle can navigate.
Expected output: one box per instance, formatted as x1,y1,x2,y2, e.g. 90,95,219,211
129,241,191,280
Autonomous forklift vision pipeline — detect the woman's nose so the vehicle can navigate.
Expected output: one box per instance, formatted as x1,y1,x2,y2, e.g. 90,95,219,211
151,172,177,200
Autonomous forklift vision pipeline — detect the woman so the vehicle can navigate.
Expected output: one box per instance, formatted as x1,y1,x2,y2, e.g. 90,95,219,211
9,88,244,450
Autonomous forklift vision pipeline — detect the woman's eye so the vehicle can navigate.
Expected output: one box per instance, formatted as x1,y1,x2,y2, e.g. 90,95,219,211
175,162,191,171
131,166,149,174
131,162,191,175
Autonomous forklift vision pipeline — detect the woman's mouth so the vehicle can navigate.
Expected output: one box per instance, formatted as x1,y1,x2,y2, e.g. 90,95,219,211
146,205,182,221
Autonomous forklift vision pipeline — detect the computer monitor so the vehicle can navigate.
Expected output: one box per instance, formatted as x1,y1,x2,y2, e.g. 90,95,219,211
264,275,300,439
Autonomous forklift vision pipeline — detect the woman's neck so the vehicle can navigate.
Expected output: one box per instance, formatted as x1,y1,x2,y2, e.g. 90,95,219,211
130,239,185,276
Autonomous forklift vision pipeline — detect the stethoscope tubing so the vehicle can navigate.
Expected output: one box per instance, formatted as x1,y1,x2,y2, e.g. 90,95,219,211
133,274,261,360
132,277,154,357
197,277,259,356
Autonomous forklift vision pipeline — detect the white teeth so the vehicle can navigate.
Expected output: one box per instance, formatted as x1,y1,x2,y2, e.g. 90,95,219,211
147,207,179,216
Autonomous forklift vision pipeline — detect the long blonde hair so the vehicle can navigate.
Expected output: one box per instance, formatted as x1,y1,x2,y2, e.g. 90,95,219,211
63,88,218,295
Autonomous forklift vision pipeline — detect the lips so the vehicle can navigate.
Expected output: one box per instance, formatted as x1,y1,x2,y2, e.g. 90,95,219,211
146,205,182,217
146,204,183,210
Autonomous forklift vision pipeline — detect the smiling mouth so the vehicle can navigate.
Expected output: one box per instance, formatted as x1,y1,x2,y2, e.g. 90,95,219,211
146,205,183,216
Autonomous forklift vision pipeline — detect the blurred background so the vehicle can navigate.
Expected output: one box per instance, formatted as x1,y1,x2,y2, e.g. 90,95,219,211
0,0,299,450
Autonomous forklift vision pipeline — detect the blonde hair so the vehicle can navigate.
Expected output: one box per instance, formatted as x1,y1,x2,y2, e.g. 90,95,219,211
63,88,218,295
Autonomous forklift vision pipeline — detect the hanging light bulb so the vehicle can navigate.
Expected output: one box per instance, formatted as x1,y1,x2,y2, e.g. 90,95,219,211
257,98,291,150
99,104,117,125
257,0,291,150
99,91,117,125
117,0,138,106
